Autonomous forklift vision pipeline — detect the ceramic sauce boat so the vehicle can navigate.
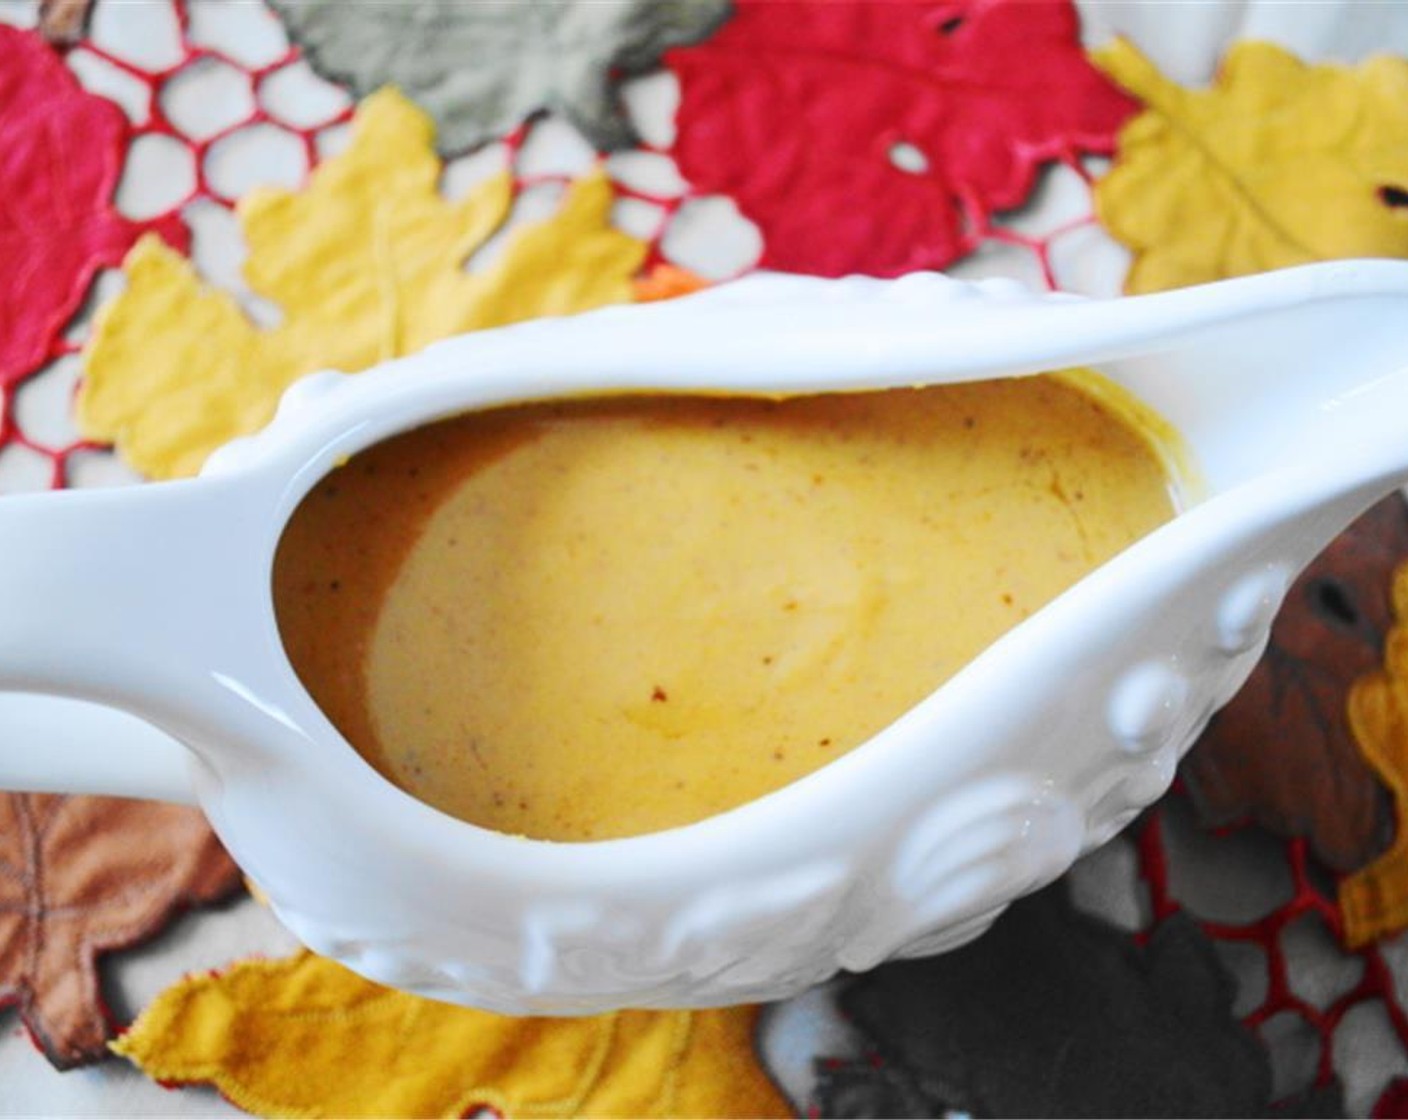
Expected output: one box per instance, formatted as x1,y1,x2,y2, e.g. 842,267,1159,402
2,260,1408,1014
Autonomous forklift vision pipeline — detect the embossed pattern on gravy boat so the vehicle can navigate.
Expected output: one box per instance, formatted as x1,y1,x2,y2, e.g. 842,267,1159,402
1,262,1407,1013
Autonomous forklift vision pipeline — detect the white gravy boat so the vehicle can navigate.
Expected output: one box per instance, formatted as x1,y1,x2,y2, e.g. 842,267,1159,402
2,261,1407,1013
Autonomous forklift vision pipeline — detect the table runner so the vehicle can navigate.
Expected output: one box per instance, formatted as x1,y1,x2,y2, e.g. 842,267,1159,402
4,1,1408,1115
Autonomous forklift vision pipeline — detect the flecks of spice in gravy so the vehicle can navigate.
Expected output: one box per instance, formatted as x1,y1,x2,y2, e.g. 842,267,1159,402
273,377,1178,841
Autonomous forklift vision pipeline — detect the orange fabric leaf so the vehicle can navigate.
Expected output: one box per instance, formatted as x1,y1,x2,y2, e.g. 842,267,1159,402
633,262,711,303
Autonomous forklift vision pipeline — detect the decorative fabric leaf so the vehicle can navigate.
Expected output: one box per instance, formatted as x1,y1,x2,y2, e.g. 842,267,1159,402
1374,1077,1408,1119
812,1054,960,1119
37,0,93,45
0,794,241,1069
0,25,186,389
1095,38,1408,294
78,87,646,480
665,0,1137,278
268,0,730,153
1340,558,1408,946
112,951,792,1119
633,262,710,302
813,1047,1345,1119
1181,496,1402,874
831,882,1277,1117
1273,1085,1349,1118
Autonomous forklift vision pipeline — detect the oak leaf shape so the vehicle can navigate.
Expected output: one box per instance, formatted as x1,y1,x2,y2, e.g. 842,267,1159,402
1095,38,1408,294
268,0,730,153
78,87,646,480
0,25,185,389
1181,496,1402,874
666,0,1137,278
831,882,1278,1117
0,794,241,1069
112,950,792,1119
1340,556,1408,945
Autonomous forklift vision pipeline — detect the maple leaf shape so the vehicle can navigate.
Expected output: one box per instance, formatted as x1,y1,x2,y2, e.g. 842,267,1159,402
1095,39,1408,294
835,883,1275,1117
268,0,729,153
0,794,240,1069
0,26,186,389
113,951,792,1118
1181,496,1402,874
78,88,646,481
665,0,1137,278
1339,553,1408,946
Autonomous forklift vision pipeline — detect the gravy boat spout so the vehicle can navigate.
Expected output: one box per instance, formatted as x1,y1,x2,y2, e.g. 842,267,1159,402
1,260,1407,1013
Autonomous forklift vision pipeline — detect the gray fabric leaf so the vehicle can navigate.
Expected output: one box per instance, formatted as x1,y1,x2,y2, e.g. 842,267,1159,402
836,882,1307,1118
269,0,732,152
814,1055,968,1118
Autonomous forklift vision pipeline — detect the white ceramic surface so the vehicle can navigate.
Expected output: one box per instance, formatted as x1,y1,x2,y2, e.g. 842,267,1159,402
2,260,1408,1008
1,261,1407,1013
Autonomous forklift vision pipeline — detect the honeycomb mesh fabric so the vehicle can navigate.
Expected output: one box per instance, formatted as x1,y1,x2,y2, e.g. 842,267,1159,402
8,0,678,488
4,2,332,488
9,1,1407,1113
1137,796,1408,1111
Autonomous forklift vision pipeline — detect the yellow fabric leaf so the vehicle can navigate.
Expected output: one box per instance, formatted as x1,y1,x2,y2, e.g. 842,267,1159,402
111,951,792,1120
78,87,646,480
1340,561,1408,947
1094,39,1408,294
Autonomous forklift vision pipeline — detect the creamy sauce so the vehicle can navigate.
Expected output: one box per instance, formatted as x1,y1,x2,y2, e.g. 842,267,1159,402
273,376,1180,841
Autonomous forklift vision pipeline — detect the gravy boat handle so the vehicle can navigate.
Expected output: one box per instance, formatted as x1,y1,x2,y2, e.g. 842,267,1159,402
0,694,195,803
0,476,267,803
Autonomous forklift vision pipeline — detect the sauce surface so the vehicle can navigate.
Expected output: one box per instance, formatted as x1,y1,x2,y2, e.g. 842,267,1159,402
273,377,1179,841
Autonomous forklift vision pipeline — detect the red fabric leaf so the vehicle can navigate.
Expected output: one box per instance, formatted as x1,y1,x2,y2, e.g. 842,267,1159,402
1376,1077,1408,1119
666,0,1137,278
0,26,187,389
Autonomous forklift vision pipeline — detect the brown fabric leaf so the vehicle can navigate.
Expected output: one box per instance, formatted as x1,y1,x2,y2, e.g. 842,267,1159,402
1181,496,1406,872
37,0,93,45
0,793,241,1068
